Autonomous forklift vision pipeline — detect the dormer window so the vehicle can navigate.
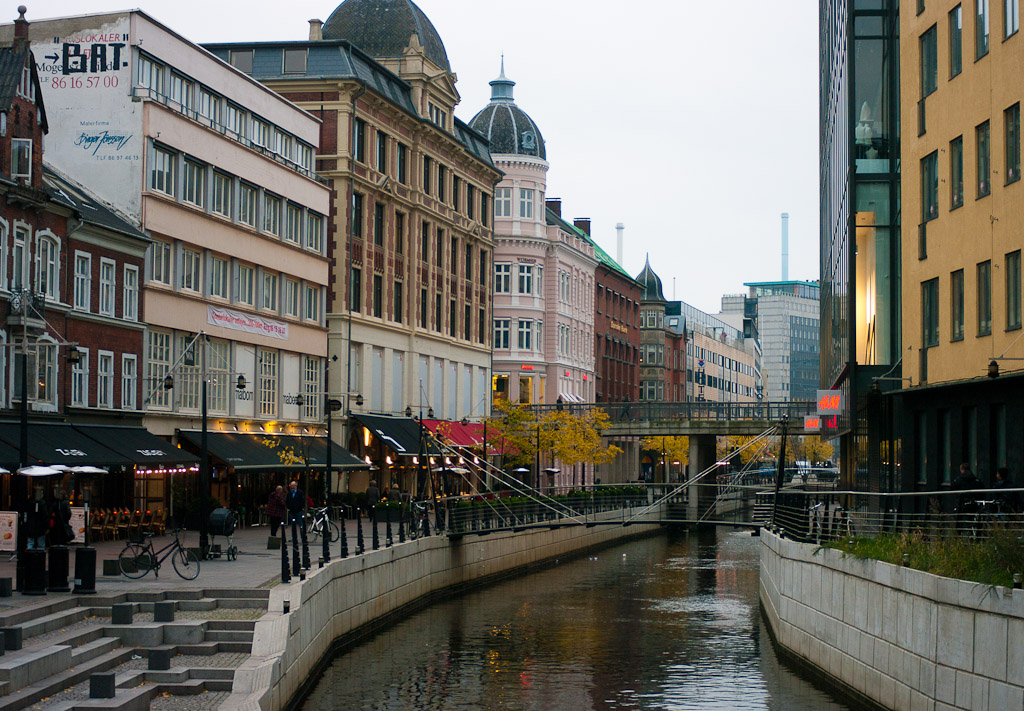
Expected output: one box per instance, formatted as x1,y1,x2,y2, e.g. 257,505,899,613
11,138,31,180
428,102,446,129
17,65,34,101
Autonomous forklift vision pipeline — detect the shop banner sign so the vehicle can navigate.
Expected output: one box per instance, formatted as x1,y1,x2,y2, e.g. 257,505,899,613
70,507,87,543
208,306,288,340
0,512,17,552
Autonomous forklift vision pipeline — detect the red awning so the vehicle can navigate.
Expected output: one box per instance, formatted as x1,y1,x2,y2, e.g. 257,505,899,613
421,420,488,449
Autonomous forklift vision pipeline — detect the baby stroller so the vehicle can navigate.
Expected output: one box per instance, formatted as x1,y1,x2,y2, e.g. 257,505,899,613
207,508,238,560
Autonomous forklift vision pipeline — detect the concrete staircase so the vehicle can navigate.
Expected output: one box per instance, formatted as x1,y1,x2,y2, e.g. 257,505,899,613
0,588,266,711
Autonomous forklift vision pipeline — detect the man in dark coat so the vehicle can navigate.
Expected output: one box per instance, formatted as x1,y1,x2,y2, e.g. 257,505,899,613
992,467,1024,512
285,480,309,566
22,490,49,550
365,480,380,519
267,485,286,536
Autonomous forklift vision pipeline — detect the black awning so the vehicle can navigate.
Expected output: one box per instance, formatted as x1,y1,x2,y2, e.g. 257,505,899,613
73,425,200,468
351,414,435,456
179,431,367,472
0,437,22,469
0,422,132,467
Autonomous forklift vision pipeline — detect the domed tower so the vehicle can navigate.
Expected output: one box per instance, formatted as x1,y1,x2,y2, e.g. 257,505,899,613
323,0,459,130
636,256,668,402
636,255,667,304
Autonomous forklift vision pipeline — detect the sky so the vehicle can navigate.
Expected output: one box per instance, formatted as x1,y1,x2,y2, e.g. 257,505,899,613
25,0,820,314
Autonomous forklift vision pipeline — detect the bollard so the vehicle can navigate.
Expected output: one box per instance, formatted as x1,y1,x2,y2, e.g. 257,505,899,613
339,515,349,559
73,547,97,594
154,601,175,622
290,518,301,574
148,648,172,670
280,526,291,584
89,673,116,699
0,578,11,597
47,546,71,593
318,557,324,569
22,549,47,596
3,627,23,651
902,553,910,567
300,522,311,571
385,516,392,547
398,511,405,543
111,604,133,625
356,515,365,555
321,513,330,565
1015,573,1022,589
372,512,380,551
282,600,290,614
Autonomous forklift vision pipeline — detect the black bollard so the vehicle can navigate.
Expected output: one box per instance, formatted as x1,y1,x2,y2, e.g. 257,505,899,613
300,516,311,570
421,507,431,537
291,517,301,573
398,509,405,543
280,525,291,584
73,546,97,594
339,512,349,558
385,515,392,547
371,509,380,551
47,546,70,592
356,514,365,555
321,512,330,565
22,549,47,596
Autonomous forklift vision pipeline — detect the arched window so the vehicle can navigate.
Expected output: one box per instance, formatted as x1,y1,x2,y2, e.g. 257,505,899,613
35,231,60,301
35,336,57,409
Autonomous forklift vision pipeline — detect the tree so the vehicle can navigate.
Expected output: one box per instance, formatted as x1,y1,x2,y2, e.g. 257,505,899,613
639,436,689,468
717,435,773,466
547,408,623,485
482,399,537,469
796,436,835,464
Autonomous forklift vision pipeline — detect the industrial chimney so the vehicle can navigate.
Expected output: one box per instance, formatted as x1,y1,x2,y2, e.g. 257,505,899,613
781,212,790,281
616,222,624,265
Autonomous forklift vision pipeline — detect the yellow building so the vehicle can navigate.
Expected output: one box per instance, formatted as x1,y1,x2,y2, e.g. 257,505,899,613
901,0,1024,484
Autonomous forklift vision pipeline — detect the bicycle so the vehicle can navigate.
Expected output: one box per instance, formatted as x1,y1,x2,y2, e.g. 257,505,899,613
118,528,200,580
305,506,340,542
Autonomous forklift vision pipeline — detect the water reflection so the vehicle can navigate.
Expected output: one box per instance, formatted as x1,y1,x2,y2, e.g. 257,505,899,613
302,529,851,710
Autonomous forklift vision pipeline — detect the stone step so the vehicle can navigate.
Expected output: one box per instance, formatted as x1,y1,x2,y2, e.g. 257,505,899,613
0,598,79,628
17,608,90,642
19,625,103,657
203,630,252,643
0,646,134,711
70,637,122,666
197,588,269,600
205,619,256,631
0,644,71,690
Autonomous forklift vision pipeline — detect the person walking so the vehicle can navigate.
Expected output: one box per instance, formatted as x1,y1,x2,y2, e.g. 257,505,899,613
992,467,1023,513
51,490,73,545
22,489,49,550
286,480,310,569
365,480,380,519
266,485,286,536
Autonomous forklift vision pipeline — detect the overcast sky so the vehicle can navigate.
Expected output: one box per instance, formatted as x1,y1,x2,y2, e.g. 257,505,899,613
27,0,819,314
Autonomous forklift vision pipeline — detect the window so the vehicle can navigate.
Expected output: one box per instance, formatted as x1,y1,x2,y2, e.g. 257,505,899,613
397,143,408,184
263,194,281,235
519,188,534,218
952,269,965,340
207,256,228,299
481,194,489,227
373,203,385,246
225,103,245,137
376,131,388,172
352,193,364,239
950,5,963,77
168,73,192,111
922,151,939,220
73,253,91,311
422,156,431,195
302,356,321,420
449,299,456,337
464,305,471,340
121,355,137,410
437,165,446,202
71,348,89,407
229,49,253,73
434,294,442,332
251,117,270,148
395,212,405,254
420,221,430,260
183,159,205,207
429,102,446,127
494,319,510,349
137,54,163,94
977,120,991,197
978,260,992,335
239,183,257,226
149,241,171,285
146,330,172,409
394,281,403,323
182,250,201,293
123,266,139,321
921,25,938,97
297,141,313,170
199,89,220,122
285,204,301,244
307,213,323,253
284,48,307,74
419,288,427,328
350,268,361,311
305,285,320,321
517,319,533,350
1007,0,1019,37
12,225,27,290
97,351,114,409
450,236,458,273
96,258,115,316
977,0,990,58
951,136,964,208
237,264,255,305
495,263,511,293
1007,250,1022,329
285,279,300,317
259,349,278,417
453,176,461,211
479,308,487,344
373,274,383,318
353,118,366,163
518,264,533,294
151,147,175,195
212,172,232,217
465,244,473,281
262,271,278,311
1006,103,1020,183
11,138,31,180
495,187,512,217
480,249,488,286
467,185,475,220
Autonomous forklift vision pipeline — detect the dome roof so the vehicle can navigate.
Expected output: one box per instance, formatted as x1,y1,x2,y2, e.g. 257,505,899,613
469,61,546,159
636,256,666,303
323,0,451,73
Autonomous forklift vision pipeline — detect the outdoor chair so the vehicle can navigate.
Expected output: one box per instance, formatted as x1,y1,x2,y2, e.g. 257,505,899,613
139,511,153,535
116,511,135,540
89,510,106,542
149,509,167,536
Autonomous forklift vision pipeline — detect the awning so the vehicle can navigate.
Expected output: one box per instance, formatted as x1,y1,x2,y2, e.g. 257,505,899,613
0,437,22,469
178,431,367,472
421,419,486,447
73,425,200,468
351,414,436,456
0,422,131,467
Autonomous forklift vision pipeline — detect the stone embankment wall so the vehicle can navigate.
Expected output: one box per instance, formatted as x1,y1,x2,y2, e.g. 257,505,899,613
222,514,660,711
760,529,1024,711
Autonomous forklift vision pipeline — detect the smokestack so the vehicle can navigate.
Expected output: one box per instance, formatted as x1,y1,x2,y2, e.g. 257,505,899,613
573,217,591,236
14,6,29,52
546,198,561,217
781,212,790,281
308,18,323,41
615,222,624,265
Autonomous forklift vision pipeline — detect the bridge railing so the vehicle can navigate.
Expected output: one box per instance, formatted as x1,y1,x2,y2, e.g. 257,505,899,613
528,400,815,424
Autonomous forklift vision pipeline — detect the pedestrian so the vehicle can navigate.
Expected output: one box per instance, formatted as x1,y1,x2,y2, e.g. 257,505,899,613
51,490,73,545
22,489,49,550
365,480,380,518
388,483,401,502
266,485,286,536
285,480,309,565
992,467,1024,513
952,463,984,528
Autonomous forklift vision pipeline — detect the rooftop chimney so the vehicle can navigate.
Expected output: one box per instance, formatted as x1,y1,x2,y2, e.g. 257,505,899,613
573,217,591,236
14,6,29,53
781,212,789,281
615,222,624,265
308,19,323,41
545,198,561,217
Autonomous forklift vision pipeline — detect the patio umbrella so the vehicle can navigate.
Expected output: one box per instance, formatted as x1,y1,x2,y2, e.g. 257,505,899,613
70,466,108,474
18,465,63,477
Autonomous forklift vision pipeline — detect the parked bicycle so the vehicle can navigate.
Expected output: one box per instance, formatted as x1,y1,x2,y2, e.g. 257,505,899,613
118,527,200,580
305,506,340,542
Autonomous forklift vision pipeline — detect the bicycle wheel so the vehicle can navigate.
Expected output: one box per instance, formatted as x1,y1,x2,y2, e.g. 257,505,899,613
172,547,201,580
118,543,152,579
328,521,340,542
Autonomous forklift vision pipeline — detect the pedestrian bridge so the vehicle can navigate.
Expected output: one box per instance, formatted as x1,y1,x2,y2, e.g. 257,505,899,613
530,401,816,436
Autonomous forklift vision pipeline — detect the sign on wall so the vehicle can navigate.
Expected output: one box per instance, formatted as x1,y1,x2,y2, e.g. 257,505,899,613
816,389,844,415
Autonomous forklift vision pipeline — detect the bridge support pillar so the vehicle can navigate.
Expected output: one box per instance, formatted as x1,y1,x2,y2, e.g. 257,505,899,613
687,434,717,521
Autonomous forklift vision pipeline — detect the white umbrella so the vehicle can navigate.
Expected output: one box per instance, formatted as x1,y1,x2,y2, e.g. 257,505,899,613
0,466,9,474
70,466,108,474
18,465,63,477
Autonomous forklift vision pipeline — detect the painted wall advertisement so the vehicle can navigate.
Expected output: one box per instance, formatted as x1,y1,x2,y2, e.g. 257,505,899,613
0,512,17,553
33,16,142,217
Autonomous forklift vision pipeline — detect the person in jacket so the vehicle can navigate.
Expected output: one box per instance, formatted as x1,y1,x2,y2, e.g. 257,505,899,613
286,480,308,549
51,490,73,545
22,489,50,550
266,485,286,536
365,480,380,519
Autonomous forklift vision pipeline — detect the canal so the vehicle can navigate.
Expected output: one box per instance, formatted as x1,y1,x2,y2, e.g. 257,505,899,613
301,528,852,710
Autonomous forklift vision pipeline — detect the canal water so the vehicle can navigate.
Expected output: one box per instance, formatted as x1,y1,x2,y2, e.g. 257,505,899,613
302,529,852,710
